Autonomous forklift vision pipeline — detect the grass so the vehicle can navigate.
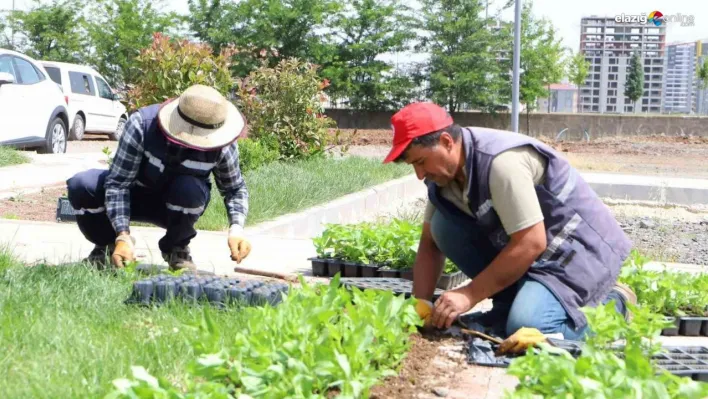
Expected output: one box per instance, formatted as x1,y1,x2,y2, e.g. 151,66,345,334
0,251,251,398
0,146,30,168
195,155,412,231
0,248,419,397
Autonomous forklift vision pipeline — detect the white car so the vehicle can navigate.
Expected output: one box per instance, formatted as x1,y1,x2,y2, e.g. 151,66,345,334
40,61,128,141
0,49,69,154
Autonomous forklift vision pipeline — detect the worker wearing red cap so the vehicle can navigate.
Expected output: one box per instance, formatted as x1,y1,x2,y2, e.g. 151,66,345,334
385,102,636,346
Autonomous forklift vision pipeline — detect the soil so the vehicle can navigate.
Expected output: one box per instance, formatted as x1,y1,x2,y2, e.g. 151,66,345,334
0,186,66,221
370,332,518,399
332,130,708,178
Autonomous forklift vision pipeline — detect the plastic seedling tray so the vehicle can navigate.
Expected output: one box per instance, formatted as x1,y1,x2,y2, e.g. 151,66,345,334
662,317,681,336
378,268,400,278
155,280,177,303
680,317,705,336
399,269,414,281
56,197,78,223
308,257,329,276
126,276,288,308
180,281,203,301
339,277,444,301
342,261,361,278
327,260,343,277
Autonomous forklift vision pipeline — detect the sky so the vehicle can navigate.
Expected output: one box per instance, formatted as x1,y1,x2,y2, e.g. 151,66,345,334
2,0,706,53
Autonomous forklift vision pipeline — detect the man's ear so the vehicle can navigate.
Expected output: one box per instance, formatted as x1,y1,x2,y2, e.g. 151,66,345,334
439,132,455,151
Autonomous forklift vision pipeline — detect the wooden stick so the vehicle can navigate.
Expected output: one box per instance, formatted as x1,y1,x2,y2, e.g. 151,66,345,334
460,328,504,345
233,266,300,283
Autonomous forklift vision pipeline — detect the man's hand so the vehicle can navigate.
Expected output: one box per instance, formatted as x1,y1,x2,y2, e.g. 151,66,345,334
431,288,476,329
497,327,546,355
111,234,135,268
228,236,252,263
415,299,433,326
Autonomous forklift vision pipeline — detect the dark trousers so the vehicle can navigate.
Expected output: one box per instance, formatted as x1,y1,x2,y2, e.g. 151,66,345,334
66,169,211,253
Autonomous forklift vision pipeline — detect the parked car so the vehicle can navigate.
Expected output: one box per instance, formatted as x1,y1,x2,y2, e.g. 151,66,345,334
0,48,69,154
40,61,128,141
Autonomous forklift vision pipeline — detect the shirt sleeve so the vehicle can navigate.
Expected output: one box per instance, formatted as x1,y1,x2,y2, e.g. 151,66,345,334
213,141,249,230
104,112,145,234
488,146,547,235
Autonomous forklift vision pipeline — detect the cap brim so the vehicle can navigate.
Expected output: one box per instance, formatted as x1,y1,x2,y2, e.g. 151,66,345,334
157,98,245,151
382,139,412,163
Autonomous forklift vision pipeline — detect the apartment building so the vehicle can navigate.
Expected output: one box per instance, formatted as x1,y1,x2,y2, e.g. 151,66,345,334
663,40,708,115
579,16,666,113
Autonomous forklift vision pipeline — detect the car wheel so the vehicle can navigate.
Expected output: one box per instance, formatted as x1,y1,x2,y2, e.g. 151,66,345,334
38,117,67,154
70,115,85,141
111,117,127,141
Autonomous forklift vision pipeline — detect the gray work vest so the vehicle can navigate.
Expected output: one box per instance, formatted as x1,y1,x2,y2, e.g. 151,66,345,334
426,127,632,330
135,104,223,190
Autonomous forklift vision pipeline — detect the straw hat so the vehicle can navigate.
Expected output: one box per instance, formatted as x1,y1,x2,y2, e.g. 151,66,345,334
157,85,245,150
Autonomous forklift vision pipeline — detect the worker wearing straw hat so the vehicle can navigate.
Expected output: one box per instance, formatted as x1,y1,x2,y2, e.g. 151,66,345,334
67,85,251,271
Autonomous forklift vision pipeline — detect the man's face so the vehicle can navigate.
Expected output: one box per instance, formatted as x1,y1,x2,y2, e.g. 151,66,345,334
402,133,460,187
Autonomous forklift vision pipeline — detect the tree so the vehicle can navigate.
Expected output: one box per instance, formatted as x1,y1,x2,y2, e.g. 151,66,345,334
624,51,644,113
0,15,13,49
567,51,590,88
320,0,416,110
188,0,340,77
697,59,708,90
7,0,86,63
85,0,181,88
516,2,565,128
418,0,508,114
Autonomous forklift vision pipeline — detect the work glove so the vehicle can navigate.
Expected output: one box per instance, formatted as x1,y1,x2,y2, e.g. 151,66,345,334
111,234,136,268
227,224,252,263
415,299,434,326
497,327,547,355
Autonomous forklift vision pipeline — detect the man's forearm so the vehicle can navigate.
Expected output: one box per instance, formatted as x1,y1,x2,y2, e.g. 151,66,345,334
413,222,446,301
462,229,545,304
105,187,131,236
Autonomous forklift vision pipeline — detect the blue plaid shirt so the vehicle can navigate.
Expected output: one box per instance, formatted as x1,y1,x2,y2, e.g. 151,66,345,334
104,112,249,234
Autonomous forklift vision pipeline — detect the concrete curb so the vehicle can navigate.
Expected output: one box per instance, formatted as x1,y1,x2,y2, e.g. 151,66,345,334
245,174,425,239
583,172,708,206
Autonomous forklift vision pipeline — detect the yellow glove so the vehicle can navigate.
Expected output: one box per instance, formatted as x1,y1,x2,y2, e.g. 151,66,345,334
415,299,433,325
497,327,547,355
111,234,135,268
227,224,252,263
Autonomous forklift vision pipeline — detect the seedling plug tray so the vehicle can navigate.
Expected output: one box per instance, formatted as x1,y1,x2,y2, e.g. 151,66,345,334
126,274,289,308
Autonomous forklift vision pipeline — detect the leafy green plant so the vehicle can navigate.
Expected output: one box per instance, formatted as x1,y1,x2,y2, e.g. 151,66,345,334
236,138,280,172
314,220,461,273
505,302,708,398
126,32,238,112
235,58,338,161
106,276,422,398
619,252,708,317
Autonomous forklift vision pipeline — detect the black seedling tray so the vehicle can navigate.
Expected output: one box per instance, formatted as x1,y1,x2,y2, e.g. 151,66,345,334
309,257,466,289
125,274,289,308
465,336,708,382
56,197,78,222
339,277,444,301
661,316,708,337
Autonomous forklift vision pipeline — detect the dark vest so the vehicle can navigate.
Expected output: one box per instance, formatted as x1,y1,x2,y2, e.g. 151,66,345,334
427,127,632,330
134,104,222,190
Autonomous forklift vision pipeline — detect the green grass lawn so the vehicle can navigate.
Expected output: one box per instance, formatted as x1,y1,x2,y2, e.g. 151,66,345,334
196,155,412,231
0,249,419,398
0,146,30,168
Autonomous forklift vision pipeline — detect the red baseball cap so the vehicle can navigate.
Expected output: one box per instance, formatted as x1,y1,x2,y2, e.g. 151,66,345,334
383,102,454,163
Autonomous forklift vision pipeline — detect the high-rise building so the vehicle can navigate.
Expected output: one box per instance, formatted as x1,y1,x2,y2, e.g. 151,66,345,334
579,16,666,113
662,40,708,115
